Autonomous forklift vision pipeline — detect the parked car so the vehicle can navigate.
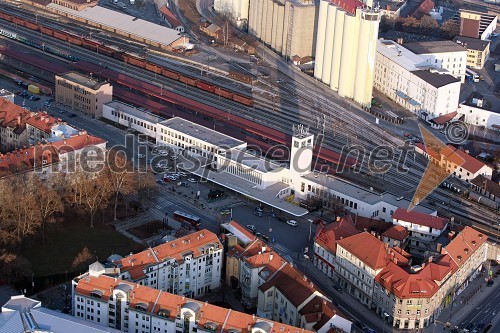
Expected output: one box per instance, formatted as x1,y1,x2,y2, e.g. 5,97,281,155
254,211,263,217
220,209,231,215
287,219,298,227
68,114,77,118
156,179,163,184
137,153,146,158
246,225,256,231
487,279,494,287
260,234,269,242
178,172,187,177
333,285,342,292
267,211,276,218
255,207,263,212
188,178,197,183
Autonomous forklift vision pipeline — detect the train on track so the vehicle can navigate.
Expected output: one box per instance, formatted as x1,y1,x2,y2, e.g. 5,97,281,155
0,10,254,106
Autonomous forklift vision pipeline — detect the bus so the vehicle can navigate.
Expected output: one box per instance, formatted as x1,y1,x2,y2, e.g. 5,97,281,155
466,68,479,82
173,210,201,229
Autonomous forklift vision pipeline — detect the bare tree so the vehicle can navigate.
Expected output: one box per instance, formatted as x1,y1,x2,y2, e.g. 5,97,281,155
0,250,32,283
71,247,93,270
80,171,113,228
136,171,158,205
30,176,64,242
440,19,460,39
106,151,136,221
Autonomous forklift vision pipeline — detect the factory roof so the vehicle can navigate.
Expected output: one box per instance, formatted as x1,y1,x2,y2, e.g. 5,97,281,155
159,117,245,149
47,4,182,47
413,70,460,88
404,40,467,54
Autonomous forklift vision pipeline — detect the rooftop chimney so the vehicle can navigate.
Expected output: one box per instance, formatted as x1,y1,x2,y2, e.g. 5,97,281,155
336,216,341,222
436,243,442,253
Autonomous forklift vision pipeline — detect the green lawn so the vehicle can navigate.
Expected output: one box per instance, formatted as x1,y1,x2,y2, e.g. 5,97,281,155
22,218,143,277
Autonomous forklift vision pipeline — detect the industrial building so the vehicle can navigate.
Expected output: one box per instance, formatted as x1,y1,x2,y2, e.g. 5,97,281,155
45,4,187,50
404,40,468,83
374,39,461,119
55,71,113,118
248,0,319,59
214,0,250,28
314,0,380,107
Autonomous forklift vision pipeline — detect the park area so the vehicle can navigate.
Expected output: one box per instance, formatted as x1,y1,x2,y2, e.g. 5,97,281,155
22,214,143,279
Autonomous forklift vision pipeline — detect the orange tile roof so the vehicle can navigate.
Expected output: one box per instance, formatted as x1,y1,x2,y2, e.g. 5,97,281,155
299,296,346,331
315,215,359,254
375,261,441,299
76,274,313,333
0,145,59,177
382,225,409,241
431,111,458,125
228,221,256,242
418,143,487,174
51,133,107,152
392,208,448,230
336,232,390,270
0,99,31,134
117,230,221,275
25,112,61,133
159,6,182,28
443,226,487,268
447,145,488,174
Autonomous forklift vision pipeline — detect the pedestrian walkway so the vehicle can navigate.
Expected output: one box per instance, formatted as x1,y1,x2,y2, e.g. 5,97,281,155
425,270,499,332
153,196,174,210
272,242,300,260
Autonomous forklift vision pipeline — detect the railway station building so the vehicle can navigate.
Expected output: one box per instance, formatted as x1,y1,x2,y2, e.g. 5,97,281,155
55,71,113,118
103,101,436,219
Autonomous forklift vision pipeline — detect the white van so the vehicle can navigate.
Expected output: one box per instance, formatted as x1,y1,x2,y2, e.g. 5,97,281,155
287,220,298,227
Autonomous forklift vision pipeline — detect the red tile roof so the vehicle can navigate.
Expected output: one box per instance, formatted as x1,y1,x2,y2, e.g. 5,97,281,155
383,225,409,241
159,6,182,28
0,144,59,177
259,263,320,307
336,232,390,270
315,215,359,254
392,208,448,230
0,99,31,135
25,112,61,133
443,226,487,268
431,111,458,125
117,230,222,276
417,143,487,174
329,0,364,15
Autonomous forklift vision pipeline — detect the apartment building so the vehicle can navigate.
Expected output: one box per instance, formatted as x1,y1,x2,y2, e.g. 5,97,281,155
25,112,63,146
404,41,467,83
1,295,123,333
314,0,380,107
334,232,395,306
392,208,448,258
313,215,358,279
55,72,113,118
223,222,352,332
453,36,490,70
415,143,493,181
373,227,488,330
72,273,314,333
375,39,461,119
257,264,351,332
102,230,223,298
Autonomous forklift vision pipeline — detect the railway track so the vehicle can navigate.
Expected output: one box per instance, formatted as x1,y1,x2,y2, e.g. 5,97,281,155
1,8,499,235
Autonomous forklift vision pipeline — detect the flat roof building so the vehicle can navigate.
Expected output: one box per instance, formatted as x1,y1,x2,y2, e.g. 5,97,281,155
404,40,467,82
453,36,490,70
375,39,461,119
46,4,187,50
56,71,113,118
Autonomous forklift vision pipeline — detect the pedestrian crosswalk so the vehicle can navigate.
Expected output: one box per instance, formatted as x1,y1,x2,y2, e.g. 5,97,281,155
154,197,174,210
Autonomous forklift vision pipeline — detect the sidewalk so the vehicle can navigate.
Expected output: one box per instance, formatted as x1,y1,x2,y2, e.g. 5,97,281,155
425,271,498,332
